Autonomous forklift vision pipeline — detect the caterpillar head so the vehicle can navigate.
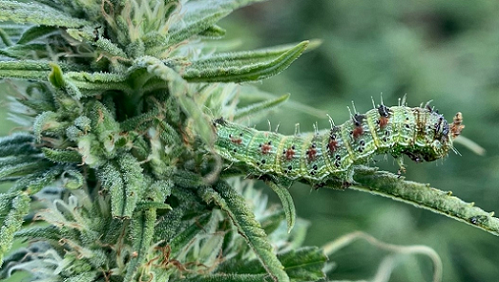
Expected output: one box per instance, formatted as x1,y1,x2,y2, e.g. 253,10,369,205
426,111,464,162
402,110,463,163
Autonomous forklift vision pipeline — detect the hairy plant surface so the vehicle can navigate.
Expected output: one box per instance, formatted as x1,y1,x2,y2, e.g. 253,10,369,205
0,0,496,282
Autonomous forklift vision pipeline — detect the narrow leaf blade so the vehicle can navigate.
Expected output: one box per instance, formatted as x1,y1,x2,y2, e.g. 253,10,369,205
0,1,92,28
266,180,296,233
200,182,290,282
182,41,309,82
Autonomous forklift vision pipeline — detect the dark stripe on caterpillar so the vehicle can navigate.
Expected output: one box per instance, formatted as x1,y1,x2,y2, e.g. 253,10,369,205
213,104,464,183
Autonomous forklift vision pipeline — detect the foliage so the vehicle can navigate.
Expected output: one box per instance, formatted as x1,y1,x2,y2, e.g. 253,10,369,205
0,0,497,282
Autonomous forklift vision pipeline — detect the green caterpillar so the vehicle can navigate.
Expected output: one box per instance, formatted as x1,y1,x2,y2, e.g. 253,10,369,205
213,101,464,185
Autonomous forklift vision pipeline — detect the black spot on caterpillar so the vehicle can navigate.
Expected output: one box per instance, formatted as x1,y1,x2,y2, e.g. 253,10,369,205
213,103,464,183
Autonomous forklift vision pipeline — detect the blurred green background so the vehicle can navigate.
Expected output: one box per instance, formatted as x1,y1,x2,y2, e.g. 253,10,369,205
221,1,499,281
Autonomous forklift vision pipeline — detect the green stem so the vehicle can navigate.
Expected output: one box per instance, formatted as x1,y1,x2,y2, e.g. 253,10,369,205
339,166,499,237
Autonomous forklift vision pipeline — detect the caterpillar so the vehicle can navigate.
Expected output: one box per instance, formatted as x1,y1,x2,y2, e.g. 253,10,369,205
213,101,464,185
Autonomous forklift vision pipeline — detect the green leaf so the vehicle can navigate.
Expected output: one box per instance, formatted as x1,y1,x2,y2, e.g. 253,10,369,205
169,213,212,255
0,133,37,157
215,246,327,281
181,41,309,82
65,71,132,94
0,27,13,46
266,180,296,233
171,274,268,282
48,62,66,88
0,60,51,80
167,4,232,46
0,43,50,59
277,247,327,281
198,25,226,39
41,147,82,164
200,181,290,282
99,161,126,217
260,210,286,236
234,94,290,121
0,192,19,216
135,202,172,211
123,208,156,282
117,153,145,214
0,192,30,265
0,160,51,180
8,165,63,194
17,25,58,44
13,225,61,241
136,56,216,147
0,1,92,28
33,111,62,141
61,169,84,190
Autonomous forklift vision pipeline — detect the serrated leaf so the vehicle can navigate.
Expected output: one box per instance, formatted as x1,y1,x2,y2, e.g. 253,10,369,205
0,192,19,216
0,133,38,157
65,71,131,94
0,43,50,59
61,169,84,190
135,202,172,211
277,247,327,281
99,161,126,217
181,41,309,82
17,25,58,44
64,272,99,282
169,213,212,255
0,60,51,80
124,208,156,282
234,94,290,121
0,1,92,28
33,111,60,141
13,225,61,241
216,247,327,282
198,25,226,39
136,56,216,147
171,274,268,282
48,62,65,88
0,192,30,265
167,4,232,46
0,27,13,46
260,210,286,236
200,182,290,282
117,153,145,215
8,165,63,194
0,160,51,180
266,180,296,233
41,147,82,164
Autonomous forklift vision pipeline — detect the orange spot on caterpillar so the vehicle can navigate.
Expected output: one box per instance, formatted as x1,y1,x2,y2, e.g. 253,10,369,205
378,116,389,129
352,127,363,139
352,114,366,139
260,141,272,154
328,127,340,153
283,145,295,161
377,105,391,129
306,143,317,162
229,133,243,145
328,139,338,153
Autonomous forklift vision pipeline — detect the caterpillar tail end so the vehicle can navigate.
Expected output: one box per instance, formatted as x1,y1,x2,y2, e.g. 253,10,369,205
451,112,464,139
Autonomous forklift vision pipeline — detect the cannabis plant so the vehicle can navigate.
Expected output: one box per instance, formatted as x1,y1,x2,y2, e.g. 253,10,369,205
0,1,498,282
